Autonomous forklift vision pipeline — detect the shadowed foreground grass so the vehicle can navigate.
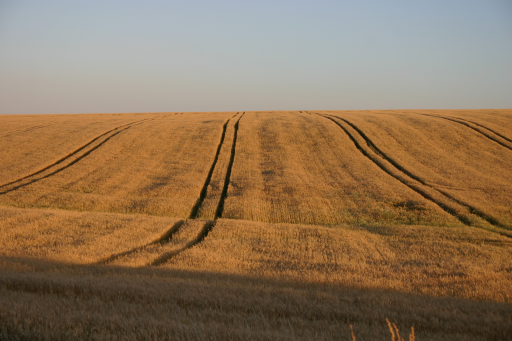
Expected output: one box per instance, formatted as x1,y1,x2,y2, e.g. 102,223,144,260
0,257,511,341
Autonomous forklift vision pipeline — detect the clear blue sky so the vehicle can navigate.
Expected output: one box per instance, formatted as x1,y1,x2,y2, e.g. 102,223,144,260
1,0,511,114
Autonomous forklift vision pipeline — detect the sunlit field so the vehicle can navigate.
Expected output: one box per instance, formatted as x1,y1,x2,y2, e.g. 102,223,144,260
1,110,511,340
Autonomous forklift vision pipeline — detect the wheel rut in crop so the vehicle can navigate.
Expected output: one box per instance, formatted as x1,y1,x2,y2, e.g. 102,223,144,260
434,188,510,230
0,116,161,194
444,115,512,144
215,112,245,219
96,220,185,265
313,112,511,237
419,113,512,152
153,112,246,265
148,112,245,265
189,112,239,219
98,219,215,267
100,113,246,267
149,220,215,266
0,123,55,138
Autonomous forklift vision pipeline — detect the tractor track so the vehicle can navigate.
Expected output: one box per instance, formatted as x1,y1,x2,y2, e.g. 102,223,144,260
150,112,245,265
99,112,245,267
444,115,512,144
97,219,215,267
189,112,240,219
418,113,512,152
149,220,215,266
0,123,55,138
0,116,161,195
331,113,512,228
316,113,468,222
435,188,510,230
314,112,511,238
146,112,244,265
215,112,245,219
95,220,185,265
334,115,428,186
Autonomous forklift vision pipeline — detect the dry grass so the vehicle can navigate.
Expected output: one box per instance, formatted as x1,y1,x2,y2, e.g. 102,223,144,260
0,205,182,264
107,219,210,267
0,110,511,340
324,110,512,228
0,113,147,185
0,112,235,217
164,218,512,302
223,111,459,226
1,255,511,340
196,112,242,220
440,109,512,139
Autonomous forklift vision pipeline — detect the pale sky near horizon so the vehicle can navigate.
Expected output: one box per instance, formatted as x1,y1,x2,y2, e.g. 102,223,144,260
0,0,511,114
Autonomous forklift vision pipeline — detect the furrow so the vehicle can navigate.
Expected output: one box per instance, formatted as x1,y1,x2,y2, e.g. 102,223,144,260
315,113,512,238
193,115,239,219
215,112,245,219
189,112,239,219
333,115,428,186
0,116,158,190
318,114,468,222
100,219,212,267
435,188,511,230
419,113,512,151
0,126,132,195
0,123,54,138
336,114,511,230
95,220,185,265
149,112,244,266
149,220,215,266
99,113,243,267
446,115,512,144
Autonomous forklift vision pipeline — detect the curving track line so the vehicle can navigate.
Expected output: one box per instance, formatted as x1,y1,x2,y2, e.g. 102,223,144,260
0,123,55,138
418,113,512,152
442,115,512,143
314,112,511,238
215,112,245,219
189,112,240,219
149,220,215,266
95,220,185,265
0,116,162,195
332,114,511,230
100,112,246,266
150,112,246,265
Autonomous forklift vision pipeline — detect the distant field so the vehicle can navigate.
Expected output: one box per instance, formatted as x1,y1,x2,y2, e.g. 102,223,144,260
0,110,511,340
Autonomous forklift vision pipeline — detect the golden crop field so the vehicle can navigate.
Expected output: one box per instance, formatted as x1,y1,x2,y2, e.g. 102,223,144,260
0,110,511,340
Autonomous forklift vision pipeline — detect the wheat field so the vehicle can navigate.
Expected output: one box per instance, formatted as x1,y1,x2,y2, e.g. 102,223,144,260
0,110,511,340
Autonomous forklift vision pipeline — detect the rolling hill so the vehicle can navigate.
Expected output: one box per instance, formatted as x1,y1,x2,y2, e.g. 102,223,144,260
1,110,511,340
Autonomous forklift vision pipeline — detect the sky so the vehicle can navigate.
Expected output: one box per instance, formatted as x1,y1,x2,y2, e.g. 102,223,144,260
0,0,511,114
